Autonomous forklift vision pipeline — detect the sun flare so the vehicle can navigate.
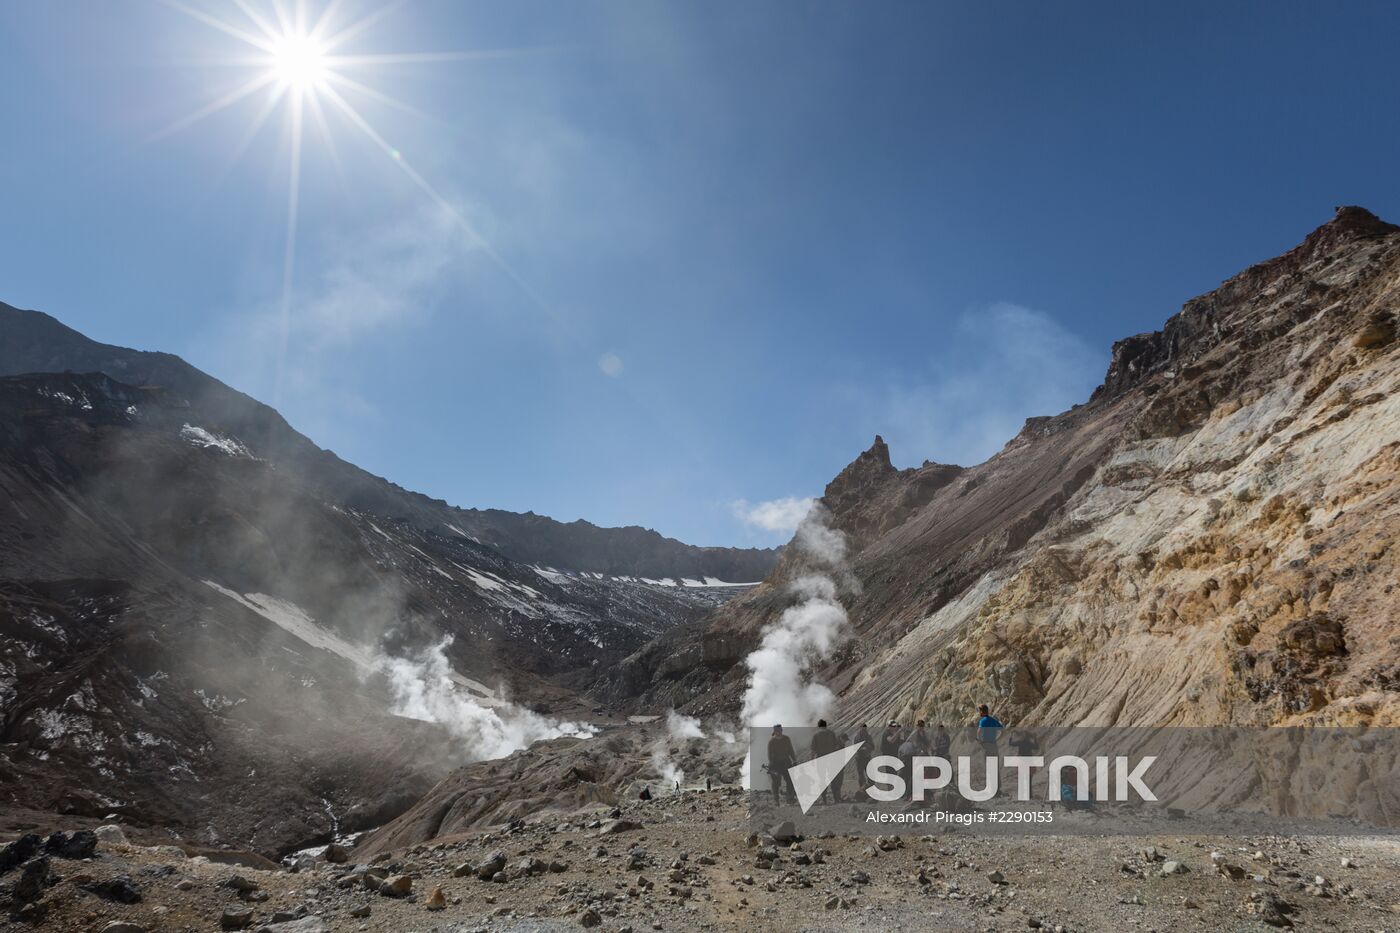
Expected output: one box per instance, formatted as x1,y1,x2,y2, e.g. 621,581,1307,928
268,33,330,90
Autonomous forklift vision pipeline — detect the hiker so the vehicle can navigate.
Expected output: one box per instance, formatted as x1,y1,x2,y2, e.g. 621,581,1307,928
639,785,652,801
810,719,843,804
852,723,873,789
766,724,798,805
932,723,951,759
879,721,902,759
705,776,712,792
911,719,931,754
975,704,1003,760
674,781,680,795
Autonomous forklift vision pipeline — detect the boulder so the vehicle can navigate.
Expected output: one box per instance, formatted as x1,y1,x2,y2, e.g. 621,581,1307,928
475,851,507,880
378,874,413,898
220,905,255,930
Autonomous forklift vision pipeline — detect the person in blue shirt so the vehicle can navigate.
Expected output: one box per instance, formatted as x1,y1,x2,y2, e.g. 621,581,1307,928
975,704,1003,758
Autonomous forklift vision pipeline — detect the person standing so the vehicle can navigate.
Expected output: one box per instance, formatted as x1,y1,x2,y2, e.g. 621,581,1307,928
766,724,798,805
852,724,873,789
976,704,1003,760
911,720,931,753
879,721,902,759
810,719,843,804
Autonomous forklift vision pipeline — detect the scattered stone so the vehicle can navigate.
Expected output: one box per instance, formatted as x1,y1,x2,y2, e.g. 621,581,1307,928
222,875,261,894
1245,892,1296,928
379,874,413,898
321,843,350,864
599,820,642,836
475,851,507,880
81,874,143,903
256,918,325,933
220,905,255,930
94,824,130,846
768,821,798,844
0,833,43,874
1159,861,1188,876
987,870,1007,885
579,906,603,927
13,857,52,902
347,904,371,919
424,885,447,910
45,829,99,860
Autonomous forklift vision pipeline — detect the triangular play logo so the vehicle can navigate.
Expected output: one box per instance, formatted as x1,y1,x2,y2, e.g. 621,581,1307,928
788,743,862,814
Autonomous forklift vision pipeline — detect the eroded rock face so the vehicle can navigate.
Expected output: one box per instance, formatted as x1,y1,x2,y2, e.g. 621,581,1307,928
635,207,1400,730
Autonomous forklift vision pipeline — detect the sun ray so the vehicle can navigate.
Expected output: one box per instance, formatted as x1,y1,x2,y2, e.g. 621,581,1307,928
319,84,564,327
273,87,306,406
228,0,283,45
158,0,275,53
319,0,406,51
325,49,541,67
212,81,289,185
324,71,429,120
148,72,277,141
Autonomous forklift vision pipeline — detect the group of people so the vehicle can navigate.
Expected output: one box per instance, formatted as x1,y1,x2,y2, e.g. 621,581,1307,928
764,705,1005,805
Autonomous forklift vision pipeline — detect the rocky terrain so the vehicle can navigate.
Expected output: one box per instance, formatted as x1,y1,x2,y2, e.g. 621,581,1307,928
5,777,1400,932
611,206,1400,732
5,208,1400,930
0,311,768,858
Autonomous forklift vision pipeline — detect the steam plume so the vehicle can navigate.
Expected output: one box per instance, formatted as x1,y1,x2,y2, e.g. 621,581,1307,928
378,639,592,761
739,506,851,729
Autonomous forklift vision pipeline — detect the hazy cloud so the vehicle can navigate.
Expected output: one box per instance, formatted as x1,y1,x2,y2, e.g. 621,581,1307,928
732,496,816,534
860,303,1105,468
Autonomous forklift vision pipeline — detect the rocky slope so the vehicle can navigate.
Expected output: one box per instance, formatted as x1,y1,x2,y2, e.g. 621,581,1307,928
0,367,746,856
0,301,778,585
610,206,1400,731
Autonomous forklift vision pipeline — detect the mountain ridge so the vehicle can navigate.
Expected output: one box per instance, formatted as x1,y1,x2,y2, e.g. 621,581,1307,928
0,301,778,583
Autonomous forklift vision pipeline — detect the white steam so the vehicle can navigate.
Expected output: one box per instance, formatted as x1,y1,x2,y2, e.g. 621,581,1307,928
739,506,852,730
666,709,705,740
378,639,593,761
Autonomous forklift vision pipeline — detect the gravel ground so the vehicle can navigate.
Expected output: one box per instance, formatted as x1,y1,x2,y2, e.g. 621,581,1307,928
6,789,1400,932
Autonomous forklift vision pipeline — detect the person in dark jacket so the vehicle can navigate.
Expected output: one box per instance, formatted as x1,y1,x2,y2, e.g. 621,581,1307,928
810,719,843,803
911,719,931,754
766,725,798,805
879,721,902,759
852,724,873,789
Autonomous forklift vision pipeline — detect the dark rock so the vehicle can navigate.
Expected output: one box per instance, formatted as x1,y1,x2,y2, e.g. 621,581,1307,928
0,834,42,875
12,857,52,902
80,874,143,904
475,851,507,880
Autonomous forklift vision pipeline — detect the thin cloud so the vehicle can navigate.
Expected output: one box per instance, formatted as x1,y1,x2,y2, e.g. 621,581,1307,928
732,496,816,534
856,303,1105,468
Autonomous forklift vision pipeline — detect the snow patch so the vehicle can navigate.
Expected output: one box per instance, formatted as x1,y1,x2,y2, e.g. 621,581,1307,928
180,424,253,458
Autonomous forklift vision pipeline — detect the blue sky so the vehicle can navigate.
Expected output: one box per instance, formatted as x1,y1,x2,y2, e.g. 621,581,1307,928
2,1,1398,547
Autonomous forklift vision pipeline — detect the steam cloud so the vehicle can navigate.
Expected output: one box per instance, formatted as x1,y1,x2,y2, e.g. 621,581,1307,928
739,506,852,729
378,639,593,761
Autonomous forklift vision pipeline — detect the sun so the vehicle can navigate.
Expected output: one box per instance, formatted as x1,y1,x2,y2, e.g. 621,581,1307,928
159,0,548,401
268,33,330,90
